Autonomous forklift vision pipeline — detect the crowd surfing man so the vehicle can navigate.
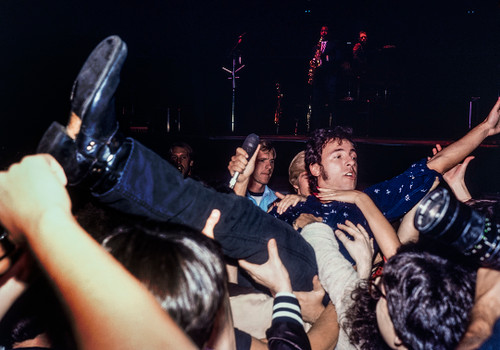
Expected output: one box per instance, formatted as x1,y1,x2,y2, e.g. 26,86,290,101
40,34,500,284
33,34,500,349
36,35,319,293
269,104,500,264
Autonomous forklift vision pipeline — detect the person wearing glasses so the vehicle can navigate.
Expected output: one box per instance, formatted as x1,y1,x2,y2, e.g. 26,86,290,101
344,241,476,350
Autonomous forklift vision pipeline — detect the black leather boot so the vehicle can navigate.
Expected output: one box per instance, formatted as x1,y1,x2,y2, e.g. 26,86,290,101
38,35,129,190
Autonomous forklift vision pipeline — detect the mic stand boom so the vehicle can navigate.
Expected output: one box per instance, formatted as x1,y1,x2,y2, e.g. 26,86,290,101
222,34,246,133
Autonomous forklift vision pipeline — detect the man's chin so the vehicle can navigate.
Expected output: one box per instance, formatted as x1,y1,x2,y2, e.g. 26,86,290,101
342,180,357,191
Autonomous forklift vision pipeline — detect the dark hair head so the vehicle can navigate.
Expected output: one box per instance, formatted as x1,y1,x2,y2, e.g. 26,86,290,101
169,141,194,159
343,280,391,350
102,221,227,348
0,278,77,349
259,139,276,158
383,248,476,349
345,242,476,350
305,126,354,192
466,197,500,221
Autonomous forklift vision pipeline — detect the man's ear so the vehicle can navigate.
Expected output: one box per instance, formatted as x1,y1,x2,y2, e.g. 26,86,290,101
189,160,194,167
310,163,321,177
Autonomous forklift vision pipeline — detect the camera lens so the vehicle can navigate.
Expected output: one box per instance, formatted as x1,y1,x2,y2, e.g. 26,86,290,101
415,187,500,269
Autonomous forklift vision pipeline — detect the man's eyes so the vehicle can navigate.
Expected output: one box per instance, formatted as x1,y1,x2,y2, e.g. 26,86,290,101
332,153,357,160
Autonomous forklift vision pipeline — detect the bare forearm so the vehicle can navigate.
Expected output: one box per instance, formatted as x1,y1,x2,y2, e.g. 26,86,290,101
355,193,400,258
27,209,197,350
307,303,339,350
233,179,249,197
427,121,489,174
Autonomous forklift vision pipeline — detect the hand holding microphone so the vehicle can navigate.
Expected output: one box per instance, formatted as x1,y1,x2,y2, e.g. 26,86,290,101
228,133,260,189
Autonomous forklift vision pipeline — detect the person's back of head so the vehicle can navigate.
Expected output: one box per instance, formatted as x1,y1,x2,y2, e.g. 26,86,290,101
0,278,77,350
345,241,476,350
288,151,305,188
383,245,476,349
102,220,227,348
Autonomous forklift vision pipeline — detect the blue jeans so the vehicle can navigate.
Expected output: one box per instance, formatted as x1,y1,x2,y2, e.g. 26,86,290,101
94,139,318,291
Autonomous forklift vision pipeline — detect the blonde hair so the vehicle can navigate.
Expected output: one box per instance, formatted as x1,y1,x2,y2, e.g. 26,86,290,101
288,151,306,188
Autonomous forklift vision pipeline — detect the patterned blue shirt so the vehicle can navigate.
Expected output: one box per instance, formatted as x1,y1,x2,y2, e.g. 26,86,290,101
270,158,441,264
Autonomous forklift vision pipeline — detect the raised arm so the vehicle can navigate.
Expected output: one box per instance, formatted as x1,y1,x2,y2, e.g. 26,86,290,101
228,145,260,196
0,155,197,350
239,239,312,350
428,143,474,202
427,97,500,174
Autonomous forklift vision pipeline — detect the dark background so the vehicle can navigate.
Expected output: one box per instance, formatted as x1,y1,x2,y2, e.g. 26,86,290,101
0,0,499,195
1,0,499,142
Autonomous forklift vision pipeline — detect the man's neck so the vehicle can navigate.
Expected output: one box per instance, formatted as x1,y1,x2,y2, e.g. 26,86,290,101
248,180,266,194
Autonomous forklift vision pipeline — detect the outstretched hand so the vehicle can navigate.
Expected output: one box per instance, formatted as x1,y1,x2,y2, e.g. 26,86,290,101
316,187,362,204
427,143,443,161
238,238,292,295
428,143,474,202
271,192,307,214
335,220,374,279
0,155,70,241
485,97,500,137
294,275,326,324
443,155,474,202
201,209,221,239
293,213,323,230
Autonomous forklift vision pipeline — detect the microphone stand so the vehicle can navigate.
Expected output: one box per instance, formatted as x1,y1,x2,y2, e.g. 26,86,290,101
222,33,246,133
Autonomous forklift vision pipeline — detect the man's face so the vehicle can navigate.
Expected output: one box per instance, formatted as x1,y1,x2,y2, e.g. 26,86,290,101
320,26,329,39
310,139,358,190
375,281,406,349
296,171,311,196
360,33,367,43
170,146,193,177
252,149,275,186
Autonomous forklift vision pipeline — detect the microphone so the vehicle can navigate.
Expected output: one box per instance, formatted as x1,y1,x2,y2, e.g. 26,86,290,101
229,133,260,189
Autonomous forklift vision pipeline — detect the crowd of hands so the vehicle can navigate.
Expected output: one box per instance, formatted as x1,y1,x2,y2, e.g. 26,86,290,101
1,98,500,349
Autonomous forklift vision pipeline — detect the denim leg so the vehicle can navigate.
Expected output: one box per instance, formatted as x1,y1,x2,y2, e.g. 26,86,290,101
94,139,318,291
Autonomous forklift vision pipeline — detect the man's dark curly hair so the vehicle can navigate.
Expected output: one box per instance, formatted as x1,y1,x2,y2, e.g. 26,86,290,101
304,126,355,193
343,280,391,350
345,242,476,350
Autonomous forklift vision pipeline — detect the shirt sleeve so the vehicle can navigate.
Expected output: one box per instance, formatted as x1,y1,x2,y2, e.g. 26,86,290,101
364,158,441,221
266,293,311,350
